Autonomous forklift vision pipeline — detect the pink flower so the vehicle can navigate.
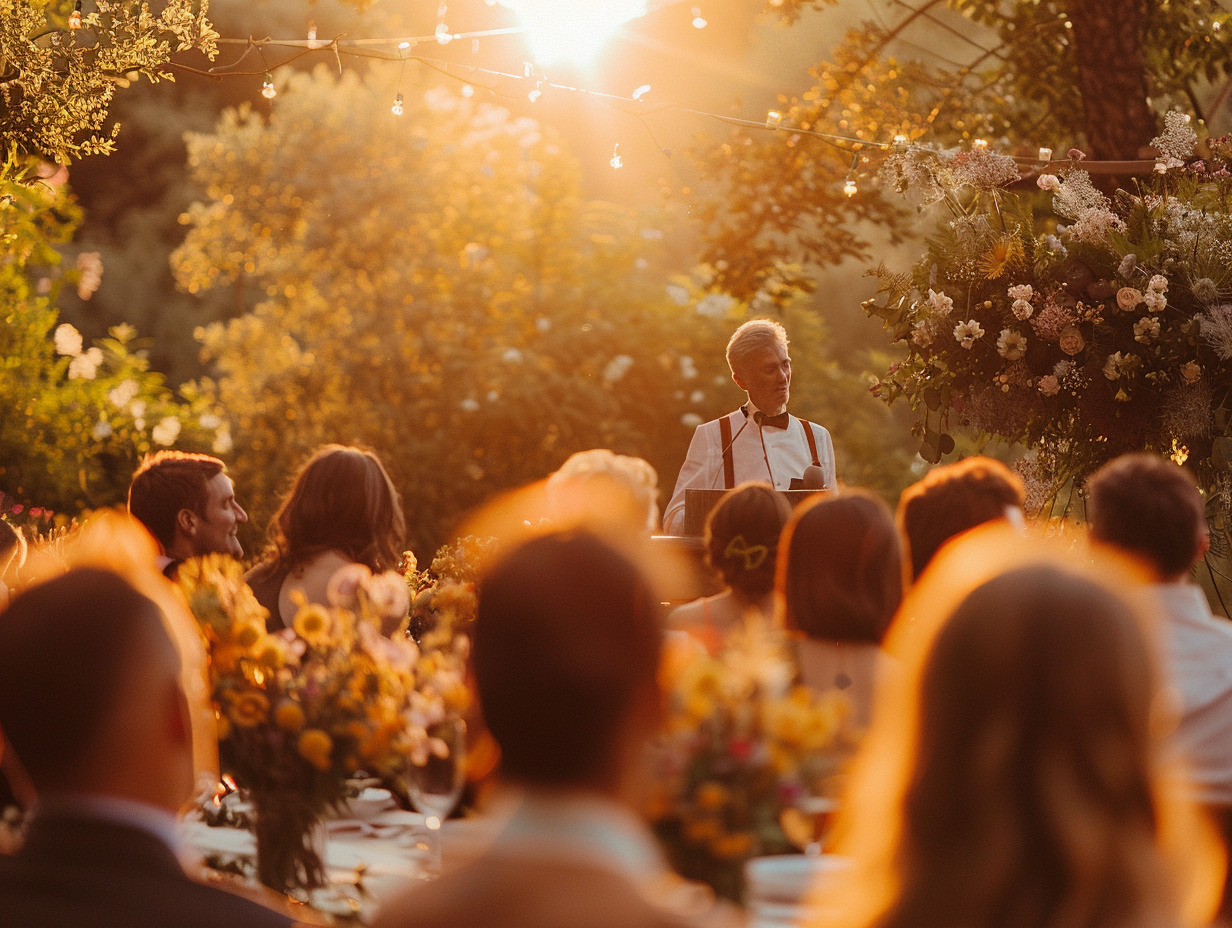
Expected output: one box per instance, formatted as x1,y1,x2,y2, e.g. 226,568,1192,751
326,563,372,609
1116,288,1142,311
1038,375,1061,396
1058,326,1085,356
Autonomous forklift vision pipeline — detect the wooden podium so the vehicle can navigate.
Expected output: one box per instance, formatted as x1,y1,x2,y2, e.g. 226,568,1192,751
679,487,822,537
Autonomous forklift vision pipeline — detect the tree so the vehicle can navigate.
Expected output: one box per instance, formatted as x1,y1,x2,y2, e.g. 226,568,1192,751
701,0,1232,298
174,68,914,554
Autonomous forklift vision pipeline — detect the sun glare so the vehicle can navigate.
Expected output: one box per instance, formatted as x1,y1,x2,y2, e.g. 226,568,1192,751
498,0,648,66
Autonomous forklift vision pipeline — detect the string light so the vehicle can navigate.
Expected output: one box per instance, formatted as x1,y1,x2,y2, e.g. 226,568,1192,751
307,21,319,49
765,110,783,130
632,84,651,100
691,6,707,28
610,143,623,169
892,134,908,152
435,23,453,45
68,0,82,30
972,138,988,150
843,152,860,197
1038,146,1052,162
528,81,543,103
461,84,475,98
391,92,404,115
261,72,276,99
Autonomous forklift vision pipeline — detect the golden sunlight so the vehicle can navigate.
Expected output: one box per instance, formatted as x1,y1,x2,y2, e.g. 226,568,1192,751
497,0,648,66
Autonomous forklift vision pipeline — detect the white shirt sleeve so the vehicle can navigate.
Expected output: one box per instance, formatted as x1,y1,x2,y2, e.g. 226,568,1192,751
809,422,837,488
662,422,717,533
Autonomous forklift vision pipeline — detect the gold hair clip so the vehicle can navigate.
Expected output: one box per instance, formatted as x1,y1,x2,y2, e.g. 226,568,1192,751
724,535,768,571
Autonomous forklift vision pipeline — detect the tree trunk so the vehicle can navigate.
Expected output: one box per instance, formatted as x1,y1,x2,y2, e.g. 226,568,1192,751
1068,0,1157,161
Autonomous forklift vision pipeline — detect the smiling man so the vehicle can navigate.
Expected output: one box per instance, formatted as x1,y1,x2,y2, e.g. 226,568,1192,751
662,319,835,534
127,451,249,579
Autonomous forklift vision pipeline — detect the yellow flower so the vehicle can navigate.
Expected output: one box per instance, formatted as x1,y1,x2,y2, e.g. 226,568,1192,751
694,781,730,812
293,603,332,643
979,235,1023,279
709,832,755,861
273,699,306,732
226,690,269,727
298,729,333,771
683,817,723,845
231,620,263,650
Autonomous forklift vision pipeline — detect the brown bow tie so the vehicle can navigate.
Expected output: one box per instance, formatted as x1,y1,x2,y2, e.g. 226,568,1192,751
754,410,789,429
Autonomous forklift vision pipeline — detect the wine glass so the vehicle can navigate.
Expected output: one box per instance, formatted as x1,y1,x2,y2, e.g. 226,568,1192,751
780,795,839,857
404,717,467,877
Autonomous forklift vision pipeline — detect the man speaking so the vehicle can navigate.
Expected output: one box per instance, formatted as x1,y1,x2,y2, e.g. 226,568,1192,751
662,319,835,534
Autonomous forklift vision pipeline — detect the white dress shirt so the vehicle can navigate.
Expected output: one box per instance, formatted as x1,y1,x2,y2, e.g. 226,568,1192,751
1151,582,1232,804
662,405,835,534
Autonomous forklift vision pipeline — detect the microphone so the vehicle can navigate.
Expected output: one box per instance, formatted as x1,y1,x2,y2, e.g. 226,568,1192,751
802,464,828,490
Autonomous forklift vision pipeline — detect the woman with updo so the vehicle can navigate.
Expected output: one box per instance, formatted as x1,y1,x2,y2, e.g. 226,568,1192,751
667,482,791,654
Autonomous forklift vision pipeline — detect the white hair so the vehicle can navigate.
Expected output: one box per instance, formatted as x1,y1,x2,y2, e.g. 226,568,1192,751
725,319,789,377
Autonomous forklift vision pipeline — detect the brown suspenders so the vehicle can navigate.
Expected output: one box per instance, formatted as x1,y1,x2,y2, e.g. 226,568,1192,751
719,414,820,490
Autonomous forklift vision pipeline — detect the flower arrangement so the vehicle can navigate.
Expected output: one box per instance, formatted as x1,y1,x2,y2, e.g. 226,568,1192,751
865,115,1232,519
403,535,495,646
179,555,471,895
645,624,855,901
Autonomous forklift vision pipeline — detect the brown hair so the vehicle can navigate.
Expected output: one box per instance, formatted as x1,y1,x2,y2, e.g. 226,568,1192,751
704,483,792,600
473,531,661,787
822,554,1221,928
778,489,902,643
1086,453,1206,579
127,451,225,549
265,445,405,572
897,456,1025,580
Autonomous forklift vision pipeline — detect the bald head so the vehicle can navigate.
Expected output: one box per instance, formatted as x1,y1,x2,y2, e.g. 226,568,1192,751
0,568,182,794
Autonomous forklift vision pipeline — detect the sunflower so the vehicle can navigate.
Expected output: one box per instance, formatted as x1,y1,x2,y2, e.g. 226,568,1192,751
979,234,1023,279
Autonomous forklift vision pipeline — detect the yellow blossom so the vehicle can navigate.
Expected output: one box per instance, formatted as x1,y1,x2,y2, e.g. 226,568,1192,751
293,603,332,643
226,690,269,727
683,817,723,845
710,832,755,860
694,781,730,812
273,699,306,732
231,620,263,650
298,729,333,771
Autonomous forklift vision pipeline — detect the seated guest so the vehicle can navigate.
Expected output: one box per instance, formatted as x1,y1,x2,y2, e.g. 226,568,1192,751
0,567,294,928
663,320,835,534
246,444,406,631
668,483,791,654
545,449,660,540
128,450,248,579
896,456,1024,582
819,559,1222,928
777,490,901,728
375,532,724,928
1087,453,1232,805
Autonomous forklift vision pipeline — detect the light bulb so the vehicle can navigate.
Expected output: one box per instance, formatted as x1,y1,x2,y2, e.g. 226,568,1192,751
392,92,404,116
843,177,858,197
1038,146,1053,162
691,7,707,27
892,134,908,152
261,73,276,99
766,110,782,130
610,144,623,169
435,23,453,44
972,138,988,150
528,87,542,103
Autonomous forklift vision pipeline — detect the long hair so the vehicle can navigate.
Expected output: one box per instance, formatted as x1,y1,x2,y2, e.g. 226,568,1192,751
704,482,791,601
777,489,902,643
264,445,405,572
820,535,1223,928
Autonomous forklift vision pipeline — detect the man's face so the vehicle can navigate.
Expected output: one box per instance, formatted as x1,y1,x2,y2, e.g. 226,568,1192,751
733,343,791,415
189,473,247,558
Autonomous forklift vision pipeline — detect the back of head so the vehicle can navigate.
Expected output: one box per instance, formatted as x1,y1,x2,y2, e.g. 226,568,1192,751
704,482,792,600
545,449,660,537
0,568,172,792
1086,453,1205,580
726,319,788,378
273,444,406,571
898,457,1025,581
779,489,902,643
473,532,661,788
833,560,1201,928
128,451,224,549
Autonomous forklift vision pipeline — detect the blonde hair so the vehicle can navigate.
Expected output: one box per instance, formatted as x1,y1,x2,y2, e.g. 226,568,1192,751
817,528,1223,928
545,449,659,536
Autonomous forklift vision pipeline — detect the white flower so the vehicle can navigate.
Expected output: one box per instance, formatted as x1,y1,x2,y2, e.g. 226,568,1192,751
129,399,147,419
1143,289,1167,312
108,379,139,408
1133,315,1160,344
681,413,703,429
502,347,524,363
212,429,233,455
1037,174,1061,192
1012,299,1034,321
996,328,1027,360
1007,284,1034,302
486,389,500,402
603,354,634,383
198,413,222,430
92,419,113,440
696,293,735,318
1148,274,1169,292
953,319,985,349
927,288,954,316
665,284,690,305
690,390,705,403
535,317,552,332
679,355,697,379
1103,353,1125,380
459,398,480,412
912,319,934,346
53,323,83,357
67,348,103,380
1116,288,1143,311
151,416,182,447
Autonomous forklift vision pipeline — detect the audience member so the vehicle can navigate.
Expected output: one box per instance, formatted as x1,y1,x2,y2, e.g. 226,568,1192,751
668,483,791,654
1087,453,1232,805
0,566,295,927
246,445,406,631
545,449,660,539
778,489,902,728
896,456,1024,581
375,532,723,928
127,451,248,580
820,556,1222,928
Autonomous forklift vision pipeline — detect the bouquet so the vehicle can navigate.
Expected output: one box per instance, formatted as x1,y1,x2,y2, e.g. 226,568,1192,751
179,555,471,894
646,623,855,901
865,114,1232,522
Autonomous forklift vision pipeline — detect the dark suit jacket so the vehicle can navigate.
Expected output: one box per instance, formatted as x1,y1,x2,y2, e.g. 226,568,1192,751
0,814,296,928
